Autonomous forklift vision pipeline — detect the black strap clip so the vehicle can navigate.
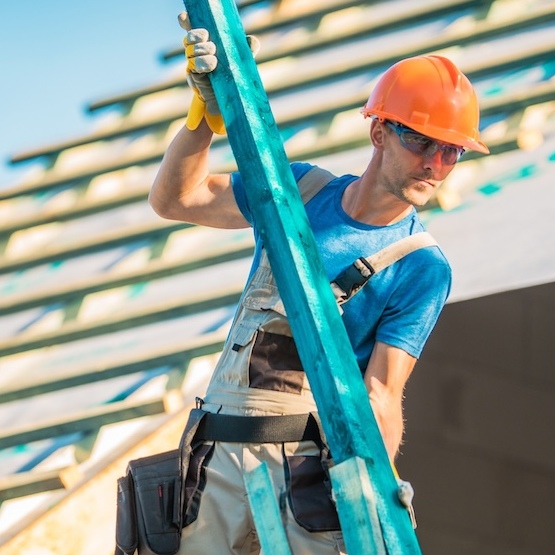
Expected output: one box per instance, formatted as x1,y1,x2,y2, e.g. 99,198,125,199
332,257,375,304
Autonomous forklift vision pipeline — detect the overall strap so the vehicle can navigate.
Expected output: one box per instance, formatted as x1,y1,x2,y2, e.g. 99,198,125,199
331,232,438,306
298,166,338,203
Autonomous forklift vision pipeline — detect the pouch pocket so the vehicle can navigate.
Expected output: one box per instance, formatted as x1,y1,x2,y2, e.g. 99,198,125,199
183,441,215,527
131,450,181,555
135,480,180,554
286,454,341,532
249,330,305,394
115,474,138,555
231,320,259,352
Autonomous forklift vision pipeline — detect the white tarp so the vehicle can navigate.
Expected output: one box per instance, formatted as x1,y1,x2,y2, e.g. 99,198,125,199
426,135,555,303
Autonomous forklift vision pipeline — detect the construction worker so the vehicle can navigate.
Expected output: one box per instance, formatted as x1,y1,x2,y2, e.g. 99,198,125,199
148,13,489,555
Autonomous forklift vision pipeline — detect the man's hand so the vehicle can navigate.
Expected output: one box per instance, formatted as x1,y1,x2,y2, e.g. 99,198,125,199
179,12,224,134
178,12,259,135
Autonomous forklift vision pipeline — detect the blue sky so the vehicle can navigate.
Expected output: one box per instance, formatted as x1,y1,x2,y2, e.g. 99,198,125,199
0,0,184,188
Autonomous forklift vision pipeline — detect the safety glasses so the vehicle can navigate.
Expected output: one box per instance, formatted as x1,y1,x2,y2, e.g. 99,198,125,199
385,121,465,165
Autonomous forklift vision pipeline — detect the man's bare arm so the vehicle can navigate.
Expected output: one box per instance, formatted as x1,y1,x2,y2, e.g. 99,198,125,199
149,119,249,229
363,341,417,460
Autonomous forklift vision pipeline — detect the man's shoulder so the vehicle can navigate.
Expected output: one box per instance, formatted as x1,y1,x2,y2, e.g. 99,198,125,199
290,161,316,181
402,217,451,269
402,241,452,280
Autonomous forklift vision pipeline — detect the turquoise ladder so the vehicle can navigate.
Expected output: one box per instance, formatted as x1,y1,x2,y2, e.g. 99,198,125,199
183,1,422,553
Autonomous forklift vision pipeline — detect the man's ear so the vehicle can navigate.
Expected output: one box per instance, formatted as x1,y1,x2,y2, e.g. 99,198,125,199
370,118,386,149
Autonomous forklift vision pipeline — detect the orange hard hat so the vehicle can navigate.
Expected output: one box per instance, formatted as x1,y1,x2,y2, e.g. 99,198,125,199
361,55,489,154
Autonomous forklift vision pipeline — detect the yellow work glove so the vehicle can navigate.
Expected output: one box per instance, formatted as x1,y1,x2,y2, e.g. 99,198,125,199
178,12,259,135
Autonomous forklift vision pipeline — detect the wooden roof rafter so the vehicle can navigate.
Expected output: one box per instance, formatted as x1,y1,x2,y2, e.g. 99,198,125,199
0,330,228,404
0,237,254,316
0,465,82,505
0,392,184,452
0,284,242,359
0,219,188,274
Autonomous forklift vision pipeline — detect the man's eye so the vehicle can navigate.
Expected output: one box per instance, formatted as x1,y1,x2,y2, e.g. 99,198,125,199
404,133,432,147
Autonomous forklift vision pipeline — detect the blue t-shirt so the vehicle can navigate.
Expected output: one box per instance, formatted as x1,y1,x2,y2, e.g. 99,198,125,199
231,162,451,370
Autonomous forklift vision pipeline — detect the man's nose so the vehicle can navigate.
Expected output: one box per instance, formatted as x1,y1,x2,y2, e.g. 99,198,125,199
423,149,444,170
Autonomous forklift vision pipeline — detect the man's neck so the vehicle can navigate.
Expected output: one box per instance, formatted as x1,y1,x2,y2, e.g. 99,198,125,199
342,176,413,226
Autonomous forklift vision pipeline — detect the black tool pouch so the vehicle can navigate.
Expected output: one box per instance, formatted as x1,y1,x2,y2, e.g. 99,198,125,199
121,450,182,555
114,410,207,555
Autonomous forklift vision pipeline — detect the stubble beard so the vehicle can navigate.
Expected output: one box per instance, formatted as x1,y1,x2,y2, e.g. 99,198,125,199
387,178,434,208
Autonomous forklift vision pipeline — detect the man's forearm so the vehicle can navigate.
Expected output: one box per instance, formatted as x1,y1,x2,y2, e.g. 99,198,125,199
363,342,416,460
369,393,405,460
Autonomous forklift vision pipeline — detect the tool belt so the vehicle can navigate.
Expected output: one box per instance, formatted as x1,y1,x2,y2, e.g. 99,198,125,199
114,409,324,555
192,409,321,443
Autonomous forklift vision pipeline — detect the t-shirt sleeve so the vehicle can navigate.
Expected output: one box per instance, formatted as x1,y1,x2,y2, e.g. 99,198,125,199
231,162,315,225
375,253,452,358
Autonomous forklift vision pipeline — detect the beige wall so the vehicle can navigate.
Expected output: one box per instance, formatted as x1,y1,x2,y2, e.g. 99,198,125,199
401,282,555,555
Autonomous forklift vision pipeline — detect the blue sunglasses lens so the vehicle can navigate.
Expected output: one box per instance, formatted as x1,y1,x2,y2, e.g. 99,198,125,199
386,122,464,165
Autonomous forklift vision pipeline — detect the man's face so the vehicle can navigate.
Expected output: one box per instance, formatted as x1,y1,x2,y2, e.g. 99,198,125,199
377,121,461,207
